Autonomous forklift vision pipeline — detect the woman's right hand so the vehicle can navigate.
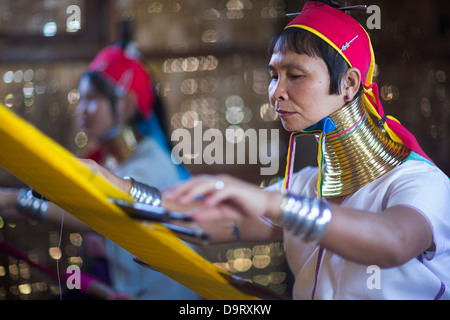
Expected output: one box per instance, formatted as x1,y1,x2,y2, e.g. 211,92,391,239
164,174,283,223
79,159,132,194
163,175,284,244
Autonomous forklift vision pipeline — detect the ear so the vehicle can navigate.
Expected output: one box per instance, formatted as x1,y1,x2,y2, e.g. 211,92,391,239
341,67,361,101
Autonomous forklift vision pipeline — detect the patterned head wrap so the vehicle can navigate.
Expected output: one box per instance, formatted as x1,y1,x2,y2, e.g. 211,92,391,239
284,1,431,162
88,45,155,120
281,2,432,193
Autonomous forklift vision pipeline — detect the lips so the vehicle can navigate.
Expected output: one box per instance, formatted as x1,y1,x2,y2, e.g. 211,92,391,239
276,110,295,118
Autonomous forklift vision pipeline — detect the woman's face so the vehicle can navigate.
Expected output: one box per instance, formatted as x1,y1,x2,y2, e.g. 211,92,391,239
76,76,115,141
267,49,344,132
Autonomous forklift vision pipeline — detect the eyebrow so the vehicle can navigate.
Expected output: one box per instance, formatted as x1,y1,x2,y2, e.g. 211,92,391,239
266,62,305,73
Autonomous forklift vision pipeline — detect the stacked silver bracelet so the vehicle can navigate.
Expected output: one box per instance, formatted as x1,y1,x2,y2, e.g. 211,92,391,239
16,188,49,222
124,177,162,206
276,193,332,243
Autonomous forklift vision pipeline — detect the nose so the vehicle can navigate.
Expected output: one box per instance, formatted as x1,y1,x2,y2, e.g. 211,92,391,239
76,98,87,117
270,78,288,103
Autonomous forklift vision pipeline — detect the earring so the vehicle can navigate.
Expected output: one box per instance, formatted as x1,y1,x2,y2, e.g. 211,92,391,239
344,94,351,101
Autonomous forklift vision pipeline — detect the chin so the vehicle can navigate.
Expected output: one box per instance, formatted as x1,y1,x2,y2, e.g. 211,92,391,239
280,119,305,133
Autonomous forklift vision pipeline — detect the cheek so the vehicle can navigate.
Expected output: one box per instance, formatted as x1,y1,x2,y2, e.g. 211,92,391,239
88,102,114,130
298,79,325,97
268,81,276,101
92,101,114,122
288,84,315,112
86,101,99,115
291,80,330,110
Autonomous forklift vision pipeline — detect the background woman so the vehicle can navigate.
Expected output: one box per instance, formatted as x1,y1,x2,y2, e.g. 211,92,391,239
0,42,199,300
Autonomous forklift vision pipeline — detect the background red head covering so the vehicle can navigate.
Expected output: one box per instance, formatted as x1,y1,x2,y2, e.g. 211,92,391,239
88,45,155,120
285,1,432,163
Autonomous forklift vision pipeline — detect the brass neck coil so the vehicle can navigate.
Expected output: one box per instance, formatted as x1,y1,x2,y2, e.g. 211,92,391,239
320,95,410,198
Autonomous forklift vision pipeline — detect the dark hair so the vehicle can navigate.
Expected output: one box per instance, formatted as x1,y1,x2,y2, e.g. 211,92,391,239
268,27,350,95
80,70,145,126
269,0,349,96
309,0,341,9
80,71,119,118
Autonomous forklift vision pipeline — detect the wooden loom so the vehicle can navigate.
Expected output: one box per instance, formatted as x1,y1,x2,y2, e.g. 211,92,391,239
0,103,273,300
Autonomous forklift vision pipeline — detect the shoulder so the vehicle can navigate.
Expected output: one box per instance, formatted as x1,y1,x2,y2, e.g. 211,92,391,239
386,159,449,192
381,157,449,199
345,157,449,221
383,158,450,225
133,136,176,167
117,136,182,189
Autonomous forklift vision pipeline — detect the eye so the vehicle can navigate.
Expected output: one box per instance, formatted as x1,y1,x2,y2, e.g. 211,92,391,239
288,74,303,80
267,73,278,83
266,66,278,80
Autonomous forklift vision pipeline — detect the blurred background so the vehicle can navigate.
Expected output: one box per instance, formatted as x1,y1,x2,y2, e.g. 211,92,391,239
0,0,448,299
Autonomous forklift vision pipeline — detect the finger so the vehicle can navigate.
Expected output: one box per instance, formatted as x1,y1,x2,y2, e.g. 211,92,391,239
191,203,242,223
178,178,220,204
203,184,235,207
164,175,216,203
163,175,208,199
180,176,234,205
163,197,203,213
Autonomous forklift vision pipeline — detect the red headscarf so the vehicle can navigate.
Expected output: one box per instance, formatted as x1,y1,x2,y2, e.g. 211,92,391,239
285,1,432,163
88,45,156,120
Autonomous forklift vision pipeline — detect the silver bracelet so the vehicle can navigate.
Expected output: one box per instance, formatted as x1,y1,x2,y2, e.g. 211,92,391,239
276,193,332,243
124,177,162,206
16,188,49,221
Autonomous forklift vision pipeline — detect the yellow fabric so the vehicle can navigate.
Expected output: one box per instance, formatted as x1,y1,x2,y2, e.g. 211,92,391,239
0,103,257,300
361,89,403,144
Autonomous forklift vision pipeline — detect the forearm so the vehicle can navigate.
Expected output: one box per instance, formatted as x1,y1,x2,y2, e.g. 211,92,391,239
3,188,92,231
196,217,283,245
319,205,433,268
163,197,283,245
264,192,433,268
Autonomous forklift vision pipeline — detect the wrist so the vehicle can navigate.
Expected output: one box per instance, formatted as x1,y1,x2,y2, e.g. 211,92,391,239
123,177,162,206
16,188,49,221
265,191,284,221
275,192,332,244
122,177,133,194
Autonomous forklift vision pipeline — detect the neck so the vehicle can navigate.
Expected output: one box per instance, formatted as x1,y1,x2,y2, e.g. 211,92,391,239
320,95,410,198
99,124,142,168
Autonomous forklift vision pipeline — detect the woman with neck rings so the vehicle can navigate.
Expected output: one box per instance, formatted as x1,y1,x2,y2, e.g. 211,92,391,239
0,43,200,300
56,1,450,299
168,1,450,299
